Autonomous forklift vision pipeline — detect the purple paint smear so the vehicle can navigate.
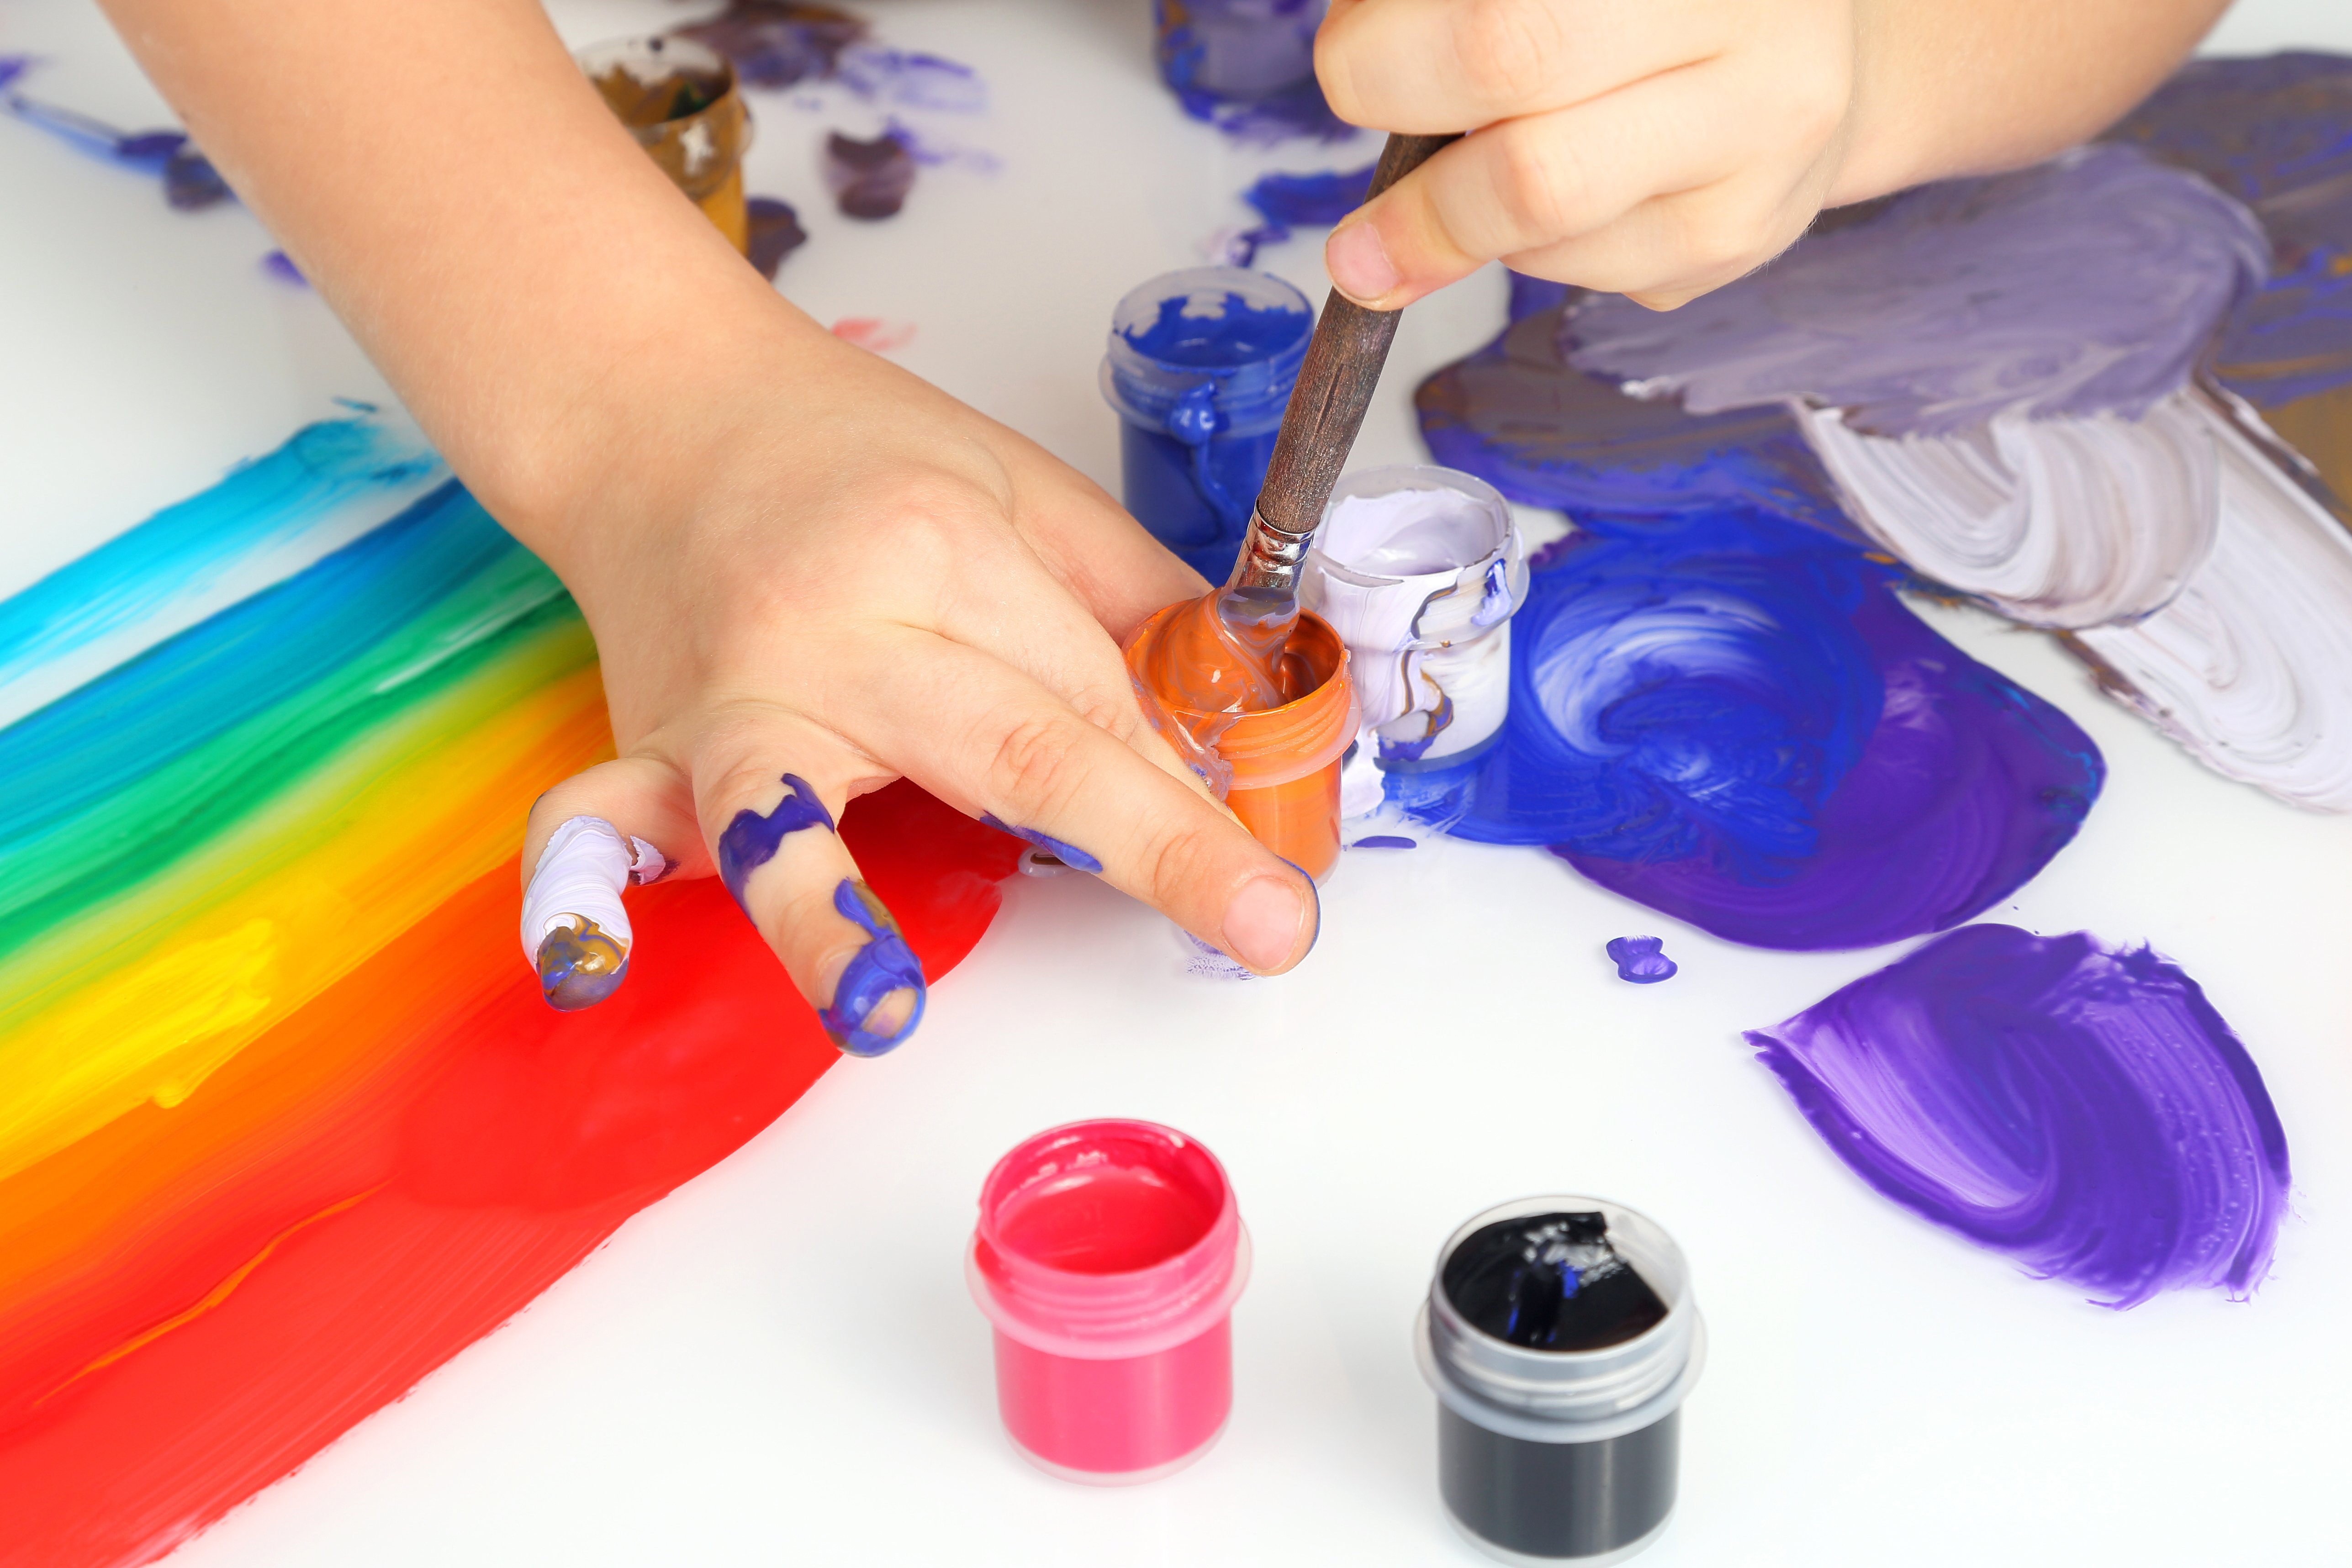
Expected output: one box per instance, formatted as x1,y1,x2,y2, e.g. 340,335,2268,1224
3,81,233,211
1571,145,2270,437
2108,52,2352,407
1605,936,1676,983
675,1,984,111
1748,925,2290,1308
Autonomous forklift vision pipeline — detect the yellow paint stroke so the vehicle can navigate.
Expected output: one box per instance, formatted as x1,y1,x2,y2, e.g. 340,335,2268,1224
0,623,611,1185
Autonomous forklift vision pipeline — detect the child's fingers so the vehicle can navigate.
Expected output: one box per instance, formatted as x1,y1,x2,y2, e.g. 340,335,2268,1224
1504,169,1823,308
1324,63,1755,308
692,729,926,1058
1317,0,1703,132
848,631,1320,976
518,755,701,1011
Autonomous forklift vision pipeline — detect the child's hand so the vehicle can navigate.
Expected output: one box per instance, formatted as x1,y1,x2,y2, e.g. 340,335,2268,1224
1312,0,2232,312
1315,0,1862,310
521,333,1321,1050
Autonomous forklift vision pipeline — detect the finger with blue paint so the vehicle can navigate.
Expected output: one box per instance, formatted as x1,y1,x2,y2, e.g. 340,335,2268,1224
703,763,926,1057
519,758,699,1012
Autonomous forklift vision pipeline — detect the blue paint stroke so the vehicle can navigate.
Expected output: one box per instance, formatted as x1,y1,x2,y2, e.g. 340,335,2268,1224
1605,936,1676,984
1229,162,1374,264
0,480,564,953
823,878,926,1056
2,77,232,209
260,250,306,286
716,773,836,911
0,415,444,718
977,813,1102,874
536,923,630,1012
1405,508,2102,950
2106,52,2352,407
1746,924,2291,1308
1350,834,1415,849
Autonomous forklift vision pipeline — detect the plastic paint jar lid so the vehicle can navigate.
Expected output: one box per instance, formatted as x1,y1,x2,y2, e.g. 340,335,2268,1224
1101,268,1314,442
968,1119,1251,1361
1124,607,1359,790
1417,1196,1706,1445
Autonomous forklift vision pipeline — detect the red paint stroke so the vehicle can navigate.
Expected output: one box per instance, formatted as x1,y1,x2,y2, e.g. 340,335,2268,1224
829,317,917,352
0,781,1016,1568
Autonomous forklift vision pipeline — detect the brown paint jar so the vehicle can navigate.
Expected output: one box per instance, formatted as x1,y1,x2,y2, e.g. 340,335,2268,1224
578,36,752,253
1125,606,1357,882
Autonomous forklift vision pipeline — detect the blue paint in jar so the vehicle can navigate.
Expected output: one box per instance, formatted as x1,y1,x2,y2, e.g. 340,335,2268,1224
1102,268,1313,583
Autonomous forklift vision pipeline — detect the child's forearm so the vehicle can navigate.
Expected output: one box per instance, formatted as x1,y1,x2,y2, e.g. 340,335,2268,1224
1838,0,2233,203
94,0,824,562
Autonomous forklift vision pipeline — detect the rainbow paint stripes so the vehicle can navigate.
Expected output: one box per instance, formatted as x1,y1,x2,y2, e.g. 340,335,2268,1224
0,416,1017,1565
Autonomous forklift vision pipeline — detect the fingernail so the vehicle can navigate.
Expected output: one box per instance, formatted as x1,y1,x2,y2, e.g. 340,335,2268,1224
1222,875,1308,973
520,816,636,1011
821,878,928,1057
978,813,1104,875
1327,218,1401,304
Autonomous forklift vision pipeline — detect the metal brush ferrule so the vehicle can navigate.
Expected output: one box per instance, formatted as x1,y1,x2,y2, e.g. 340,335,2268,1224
1225,507,1316,599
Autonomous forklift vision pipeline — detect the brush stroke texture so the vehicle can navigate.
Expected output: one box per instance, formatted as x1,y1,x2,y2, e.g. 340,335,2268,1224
1746,924,2290,1307
0,425,1020,1564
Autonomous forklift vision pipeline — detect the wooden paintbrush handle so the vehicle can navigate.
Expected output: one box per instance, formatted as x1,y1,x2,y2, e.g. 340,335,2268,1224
1254,131,1459,538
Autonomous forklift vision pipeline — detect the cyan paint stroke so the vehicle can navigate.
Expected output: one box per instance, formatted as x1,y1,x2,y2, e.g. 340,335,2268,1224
1398,508,2101,950
2107,52,2352,407
716,774,837,911
1747,924,2290,1307
822,877,926,1056
0,415,446,729
1571,145,2269,437
0,480,568,964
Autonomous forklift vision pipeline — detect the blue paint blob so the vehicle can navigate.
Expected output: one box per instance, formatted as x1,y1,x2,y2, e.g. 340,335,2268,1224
1351,834,1416,850
260,250,306,286
1748,925,2291,1307
822,878,927,1056
1606,935,1676,984
3,84,233,211
978,812,1103,873
1229,162,1375,264
716,773,836,912
1105,271,1313,581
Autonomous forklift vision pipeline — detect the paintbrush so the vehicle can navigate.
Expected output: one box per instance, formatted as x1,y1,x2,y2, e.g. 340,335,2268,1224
1225,131,1462,609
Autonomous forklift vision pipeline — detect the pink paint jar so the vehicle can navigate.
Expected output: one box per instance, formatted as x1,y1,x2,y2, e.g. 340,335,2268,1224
967,1119,1250,1484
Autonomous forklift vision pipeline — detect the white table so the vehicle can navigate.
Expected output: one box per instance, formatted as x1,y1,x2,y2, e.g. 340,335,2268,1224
5,0,2351,1562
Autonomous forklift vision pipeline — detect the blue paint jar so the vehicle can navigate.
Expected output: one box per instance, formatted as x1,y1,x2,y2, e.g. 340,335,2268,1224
1153,0,1327,102
1102,267,1313,584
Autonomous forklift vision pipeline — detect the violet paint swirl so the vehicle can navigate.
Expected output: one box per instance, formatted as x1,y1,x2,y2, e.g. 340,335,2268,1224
1569,144,2269,438
1746,925,2290,1308
1406,509,2102,951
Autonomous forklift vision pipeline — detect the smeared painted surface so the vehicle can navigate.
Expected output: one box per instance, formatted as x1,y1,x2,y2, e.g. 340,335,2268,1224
979,813,1104,874
1413,509,2101,950
825,129,914,218
1605,936,1676,984
677,1,983,111
534,917,629,1011
1226,162,1374,264
1747,925,2290,1307
0,427,1021,1557
716,773,836,912
822,878,927,1056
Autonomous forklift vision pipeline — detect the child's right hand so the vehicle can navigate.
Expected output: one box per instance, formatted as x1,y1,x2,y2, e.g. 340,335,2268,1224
520,324,1322,1051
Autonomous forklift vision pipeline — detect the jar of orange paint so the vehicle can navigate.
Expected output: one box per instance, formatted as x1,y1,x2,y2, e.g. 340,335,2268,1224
1125,605,1357,882
577,36,752,254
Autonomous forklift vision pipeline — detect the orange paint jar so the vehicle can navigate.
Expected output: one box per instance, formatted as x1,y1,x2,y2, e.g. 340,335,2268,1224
578,37,753,254
1126,605,1357,882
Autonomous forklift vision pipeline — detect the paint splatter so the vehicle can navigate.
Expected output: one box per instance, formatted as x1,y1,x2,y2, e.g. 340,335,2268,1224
0,424,1022,1557
825,130,915,218
2,70,233,211
821,878,926,1056
1351,834,1415,849
1605,936,1676,984
1746,925,2290,1308
830,316,916,352
716,773,836,911
1224,162,1374,264
978,813,1103,874
747,195,808,279
259,250,305,286
674,1,870,90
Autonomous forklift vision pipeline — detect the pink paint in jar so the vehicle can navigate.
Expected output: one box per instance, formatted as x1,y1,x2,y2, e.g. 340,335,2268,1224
967,1119,1250,1484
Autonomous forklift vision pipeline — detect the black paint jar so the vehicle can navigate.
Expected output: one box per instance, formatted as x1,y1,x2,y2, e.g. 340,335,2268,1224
1416,1197,1705,1565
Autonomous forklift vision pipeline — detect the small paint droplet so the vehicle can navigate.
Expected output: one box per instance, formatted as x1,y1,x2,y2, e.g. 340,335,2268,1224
1350,834,1416,849
1606,935,1676,984
830,316,917,352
